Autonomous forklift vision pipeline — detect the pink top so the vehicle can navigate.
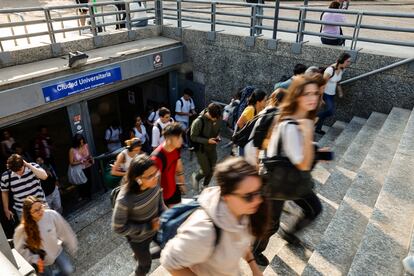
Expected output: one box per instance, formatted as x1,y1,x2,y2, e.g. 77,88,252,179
321,12,346,35
72,144,92,169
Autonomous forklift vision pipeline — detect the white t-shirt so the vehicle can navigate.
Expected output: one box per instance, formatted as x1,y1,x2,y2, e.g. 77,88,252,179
148,111,159,124
151,118,173,148
324,66,344,96
267,121,304,165
175,97,195,123
133,124,148,144
105,127,122,152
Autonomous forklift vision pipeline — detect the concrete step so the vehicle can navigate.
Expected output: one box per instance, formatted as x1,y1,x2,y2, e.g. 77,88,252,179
317,121,347,149
347,108,414,276
312,117,365,190
303,108,410,276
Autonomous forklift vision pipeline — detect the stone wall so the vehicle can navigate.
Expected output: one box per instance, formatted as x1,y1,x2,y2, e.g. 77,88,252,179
162,26,414,123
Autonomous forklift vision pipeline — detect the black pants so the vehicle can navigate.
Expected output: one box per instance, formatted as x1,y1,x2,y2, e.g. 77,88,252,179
128,236,157,276
253,192,322,256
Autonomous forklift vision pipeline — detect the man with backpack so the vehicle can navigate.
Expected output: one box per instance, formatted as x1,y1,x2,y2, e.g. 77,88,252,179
151,123,186,207
274,63,308,90
104,120,123,152
190,103,222,193
151,107,173,151
175,89,196,148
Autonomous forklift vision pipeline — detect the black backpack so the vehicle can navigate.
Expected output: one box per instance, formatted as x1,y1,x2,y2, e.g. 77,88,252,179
232,108,278,148
232,86,256,129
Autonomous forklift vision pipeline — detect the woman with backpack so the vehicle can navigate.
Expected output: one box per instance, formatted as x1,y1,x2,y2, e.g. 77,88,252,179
320,1,346,46
160,157,268,276
252,74,326,266
315,52,351,134
14,196,77,275
112,154,166,276
111,138,143,177
235,89,267,156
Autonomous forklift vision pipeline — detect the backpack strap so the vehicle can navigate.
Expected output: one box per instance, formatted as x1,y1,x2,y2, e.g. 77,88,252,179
156,123,163,138
212,221,221,247
179,98,184,110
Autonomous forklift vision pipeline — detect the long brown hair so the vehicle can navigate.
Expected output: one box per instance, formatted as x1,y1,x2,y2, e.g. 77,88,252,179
278,74,326,121
22,196,43,250
215,157,269,238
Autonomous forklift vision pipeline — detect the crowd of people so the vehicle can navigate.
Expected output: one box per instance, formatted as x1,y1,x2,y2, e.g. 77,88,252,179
0,52,352,275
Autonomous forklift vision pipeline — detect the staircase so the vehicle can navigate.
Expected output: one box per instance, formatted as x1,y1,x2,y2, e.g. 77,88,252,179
68,108,414,276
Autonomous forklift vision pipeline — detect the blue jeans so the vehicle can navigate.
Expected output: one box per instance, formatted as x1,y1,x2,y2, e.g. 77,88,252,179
43,251,74,276
316,93,335,131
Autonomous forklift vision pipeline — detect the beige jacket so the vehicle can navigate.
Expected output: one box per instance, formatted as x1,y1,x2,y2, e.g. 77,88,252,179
160,187,253,276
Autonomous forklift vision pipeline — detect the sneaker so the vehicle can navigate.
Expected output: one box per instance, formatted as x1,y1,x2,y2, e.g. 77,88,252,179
315,129,326,135
191,173,199,193
278,228,301,245
254,253,269,266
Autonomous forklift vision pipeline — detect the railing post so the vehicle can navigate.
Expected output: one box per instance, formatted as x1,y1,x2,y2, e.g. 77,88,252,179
7,15,18,47
88,3,98,36
250,5,257,37
44,8,57,44
0,41,4,52
177,0,182,29
211,1,216,32
155,0,163,26
272,0,280,40
125,1,132,30
351,12,363,50
295,0,308,42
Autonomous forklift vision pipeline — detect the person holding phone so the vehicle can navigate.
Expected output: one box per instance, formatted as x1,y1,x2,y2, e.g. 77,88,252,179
190,103,222,194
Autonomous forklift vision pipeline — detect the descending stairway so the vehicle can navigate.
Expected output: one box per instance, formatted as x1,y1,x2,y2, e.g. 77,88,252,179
68,108,414,276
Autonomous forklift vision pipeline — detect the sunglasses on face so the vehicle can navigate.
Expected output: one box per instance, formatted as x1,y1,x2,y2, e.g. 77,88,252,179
230,189,263,203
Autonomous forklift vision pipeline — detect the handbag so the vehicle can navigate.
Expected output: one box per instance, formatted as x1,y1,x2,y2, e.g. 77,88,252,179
67,164,87,185
261,120,314,200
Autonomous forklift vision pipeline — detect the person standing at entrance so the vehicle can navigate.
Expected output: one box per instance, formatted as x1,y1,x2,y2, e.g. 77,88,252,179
34,126,55,168
68,134,93,201
315,52,351,134
175,89,196,148
190,103,222,193
1,154,47,220
151,107,173,151
112,154,166,276
151,123,186,207
36,157,62,214
130,116,151,154
105,120,123,153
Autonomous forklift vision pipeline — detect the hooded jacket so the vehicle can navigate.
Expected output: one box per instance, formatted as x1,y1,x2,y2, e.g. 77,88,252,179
160,187,252,276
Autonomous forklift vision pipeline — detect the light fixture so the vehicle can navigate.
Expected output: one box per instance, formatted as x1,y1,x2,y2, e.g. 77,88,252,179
68,51,89,68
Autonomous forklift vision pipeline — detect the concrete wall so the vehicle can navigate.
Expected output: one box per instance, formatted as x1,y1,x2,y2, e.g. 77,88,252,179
161,26,414,123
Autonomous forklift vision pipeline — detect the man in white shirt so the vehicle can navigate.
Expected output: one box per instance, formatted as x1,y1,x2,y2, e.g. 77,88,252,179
152,107,173,150
105,121,123,152
175,89,196,147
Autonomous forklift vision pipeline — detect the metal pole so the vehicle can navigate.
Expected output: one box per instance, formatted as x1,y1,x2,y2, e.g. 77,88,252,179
211,2,216,32
88,3,98,36
250,5,257,37
177,0,182,29
352,12,363,50
125,1,132,30
7,14,18,47
272,0,280,40
44,8,57,44
155,0,163,26
296,0,308,42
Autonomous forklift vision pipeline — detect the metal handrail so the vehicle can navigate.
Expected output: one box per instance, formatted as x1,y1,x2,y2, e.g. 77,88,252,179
341,57,414,85
0,0,413,52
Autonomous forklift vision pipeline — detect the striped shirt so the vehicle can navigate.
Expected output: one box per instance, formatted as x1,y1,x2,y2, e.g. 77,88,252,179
0,163,46,212
112,183,166,243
